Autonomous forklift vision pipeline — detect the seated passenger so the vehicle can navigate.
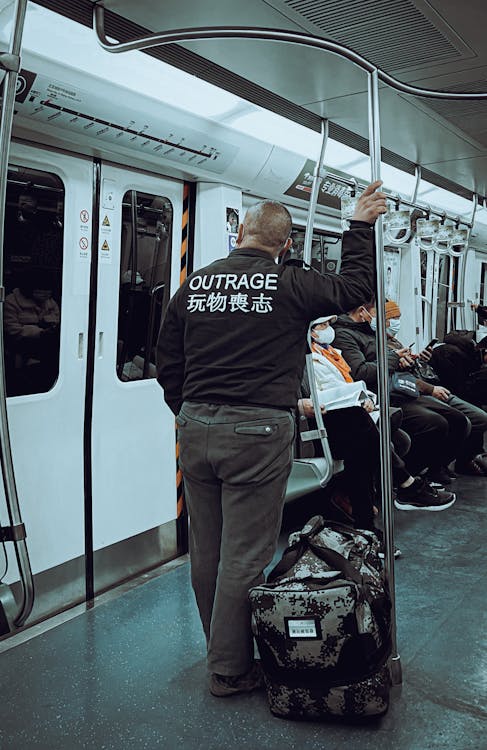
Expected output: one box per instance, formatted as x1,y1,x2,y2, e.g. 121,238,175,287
430,330,486,409
298,318,454,524
4,268,60,394
333,298,487,482
384,302,487,479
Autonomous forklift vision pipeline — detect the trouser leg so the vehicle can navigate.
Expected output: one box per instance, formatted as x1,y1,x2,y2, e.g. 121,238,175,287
398,399,449,475
183,474,222,642
420,396,471,466
207,408,294,676
447,395,487,463
324,407,378,530
176,412,222,642
179,402,295,677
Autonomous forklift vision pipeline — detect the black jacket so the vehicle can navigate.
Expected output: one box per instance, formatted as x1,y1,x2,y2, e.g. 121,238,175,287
157,223,375,414
333,315,400,391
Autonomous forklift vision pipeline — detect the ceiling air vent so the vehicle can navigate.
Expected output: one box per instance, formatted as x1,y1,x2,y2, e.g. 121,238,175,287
284,0,464,70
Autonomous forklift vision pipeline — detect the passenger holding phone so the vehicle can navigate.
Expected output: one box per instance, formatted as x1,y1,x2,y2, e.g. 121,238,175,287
334,298,487,483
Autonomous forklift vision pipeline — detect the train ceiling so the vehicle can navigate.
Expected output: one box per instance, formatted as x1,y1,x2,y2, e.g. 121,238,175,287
34,0,487,199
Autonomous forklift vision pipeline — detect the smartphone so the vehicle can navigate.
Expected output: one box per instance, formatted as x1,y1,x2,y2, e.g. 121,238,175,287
426,338,439,349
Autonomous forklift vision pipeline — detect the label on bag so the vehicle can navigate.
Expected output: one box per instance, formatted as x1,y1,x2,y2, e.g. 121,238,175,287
285,617,321,639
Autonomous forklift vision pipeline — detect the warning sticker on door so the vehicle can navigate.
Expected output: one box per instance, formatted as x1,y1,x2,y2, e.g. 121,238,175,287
78,236,90,261
102,215,110,226
100,238,111,264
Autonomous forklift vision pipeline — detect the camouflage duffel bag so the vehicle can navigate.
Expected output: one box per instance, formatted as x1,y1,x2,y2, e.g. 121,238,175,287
249,516,392,720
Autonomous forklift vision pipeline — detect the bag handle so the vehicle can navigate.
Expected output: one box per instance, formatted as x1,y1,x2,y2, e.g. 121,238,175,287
267,534,364,586
307,540,363,585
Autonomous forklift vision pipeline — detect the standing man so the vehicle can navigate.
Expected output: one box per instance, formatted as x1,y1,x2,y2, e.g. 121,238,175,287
156,182,387,697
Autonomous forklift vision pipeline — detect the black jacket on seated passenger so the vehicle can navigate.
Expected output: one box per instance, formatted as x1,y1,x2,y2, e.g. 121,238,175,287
431,332,485,402
332,315,400,393
157,223,375,414
333,315,435,396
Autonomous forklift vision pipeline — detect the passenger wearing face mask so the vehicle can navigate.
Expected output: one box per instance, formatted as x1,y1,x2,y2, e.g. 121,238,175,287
384,300,487,479
300,316,455,517
334,297,487,485
307,315,361,392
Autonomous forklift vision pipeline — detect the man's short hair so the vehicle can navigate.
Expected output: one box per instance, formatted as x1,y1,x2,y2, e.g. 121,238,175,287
243,200,292,249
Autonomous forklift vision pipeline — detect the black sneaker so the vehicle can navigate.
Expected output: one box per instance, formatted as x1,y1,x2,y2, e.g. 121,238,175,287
426,467,453,485
395,477,456,511
456,456,487,477
209,661,263,697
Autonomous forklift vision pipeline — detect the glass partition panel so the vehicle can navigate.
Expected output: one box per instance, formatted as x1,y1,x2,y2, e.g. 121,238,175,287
3,166,64,397
117,190,173,381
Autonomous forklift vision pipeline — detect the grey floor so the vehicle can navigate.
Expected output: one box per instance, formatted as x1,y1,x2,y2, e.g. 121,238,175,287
0,474,486,750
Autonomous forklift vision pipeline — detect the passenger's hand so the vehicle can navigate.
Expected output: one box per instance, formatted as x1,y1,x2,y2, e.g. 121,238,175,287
298,398,326,418
419,348,433,362
395,348,415,368
362,398,375,413
352,181,388,224
432,386,450,402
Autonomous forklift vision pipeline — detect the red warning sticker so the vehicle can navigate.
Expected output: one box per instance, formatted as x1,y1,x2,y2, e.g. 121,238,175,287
80,210,89,223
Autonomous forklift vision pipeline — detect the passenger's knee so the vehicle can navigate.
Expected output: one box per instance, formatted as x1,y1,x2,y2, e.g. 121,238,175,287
449,411,471,440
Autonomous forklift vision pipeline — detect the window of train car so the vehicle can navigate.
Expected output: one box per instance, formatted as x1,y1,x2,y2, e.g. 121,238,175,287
436,255,451,341
3,166,64,397
480,262,487,306
287,229,341,274
451,256,460,329
117,190,173,382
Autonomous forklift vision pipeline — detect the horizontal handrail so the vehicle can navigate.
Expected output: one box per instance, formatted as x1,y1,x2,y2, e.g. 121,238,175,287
93,6,487,101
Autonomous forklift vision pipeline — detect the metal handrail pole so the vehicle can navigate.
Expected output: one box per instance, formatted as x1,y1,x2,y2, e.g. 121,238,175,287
0,0,34,627
411,166,421,205
92,7,487,100
368,69,401,685
303,119,328,266
458,195,478,329
305,354,333,487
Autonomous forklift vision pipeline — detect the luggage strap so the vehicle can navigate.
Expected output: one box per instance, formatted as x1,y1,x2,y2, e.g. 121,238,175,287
269,533,365,586
257,635,392,689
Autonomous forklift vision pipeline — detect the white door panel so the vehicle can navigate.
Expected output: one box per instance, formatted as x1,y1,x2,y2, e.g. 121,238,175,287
1,144,92,577
91,164,183,552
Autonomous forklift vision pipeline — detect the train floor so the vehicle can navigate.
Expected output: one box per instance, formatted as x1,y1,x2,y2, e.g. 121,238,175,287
0,473,486,750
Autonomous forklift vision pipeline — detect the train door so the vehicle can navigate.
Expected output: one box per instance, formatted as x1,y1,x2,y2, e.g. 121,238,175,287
90,164,183,592
1,144,92,618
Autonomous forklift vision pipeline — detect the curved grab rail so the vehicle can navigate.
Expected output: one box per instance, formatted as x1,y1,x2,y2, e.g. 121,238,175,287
93,5,487,101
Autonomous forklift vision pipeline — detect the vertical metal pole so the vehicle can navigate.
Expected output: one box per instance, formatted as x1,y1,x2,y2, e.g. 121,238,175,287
368,69,402,685
458,195,478,330
431,251,440,339
0,0,34,627
411,166,421,205
303,119,328,266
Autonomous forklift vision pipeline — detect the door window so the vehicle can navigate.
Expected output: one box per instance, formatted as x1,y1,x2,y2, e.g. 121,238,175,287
117,190,173,381
436,255,450,340
3,166,64,396
479,262,487,306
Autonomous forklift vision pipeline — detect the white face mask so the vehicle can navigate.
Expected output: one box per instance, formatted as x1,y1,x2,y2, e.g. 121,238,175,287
314,327,335,345
362,307,376,331
387,318,401,335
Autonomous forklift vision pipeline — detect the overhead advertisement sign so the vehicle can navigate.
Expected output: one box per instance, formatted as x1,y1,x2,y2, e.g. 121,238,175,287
12,68,238,174
284,159,352,210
